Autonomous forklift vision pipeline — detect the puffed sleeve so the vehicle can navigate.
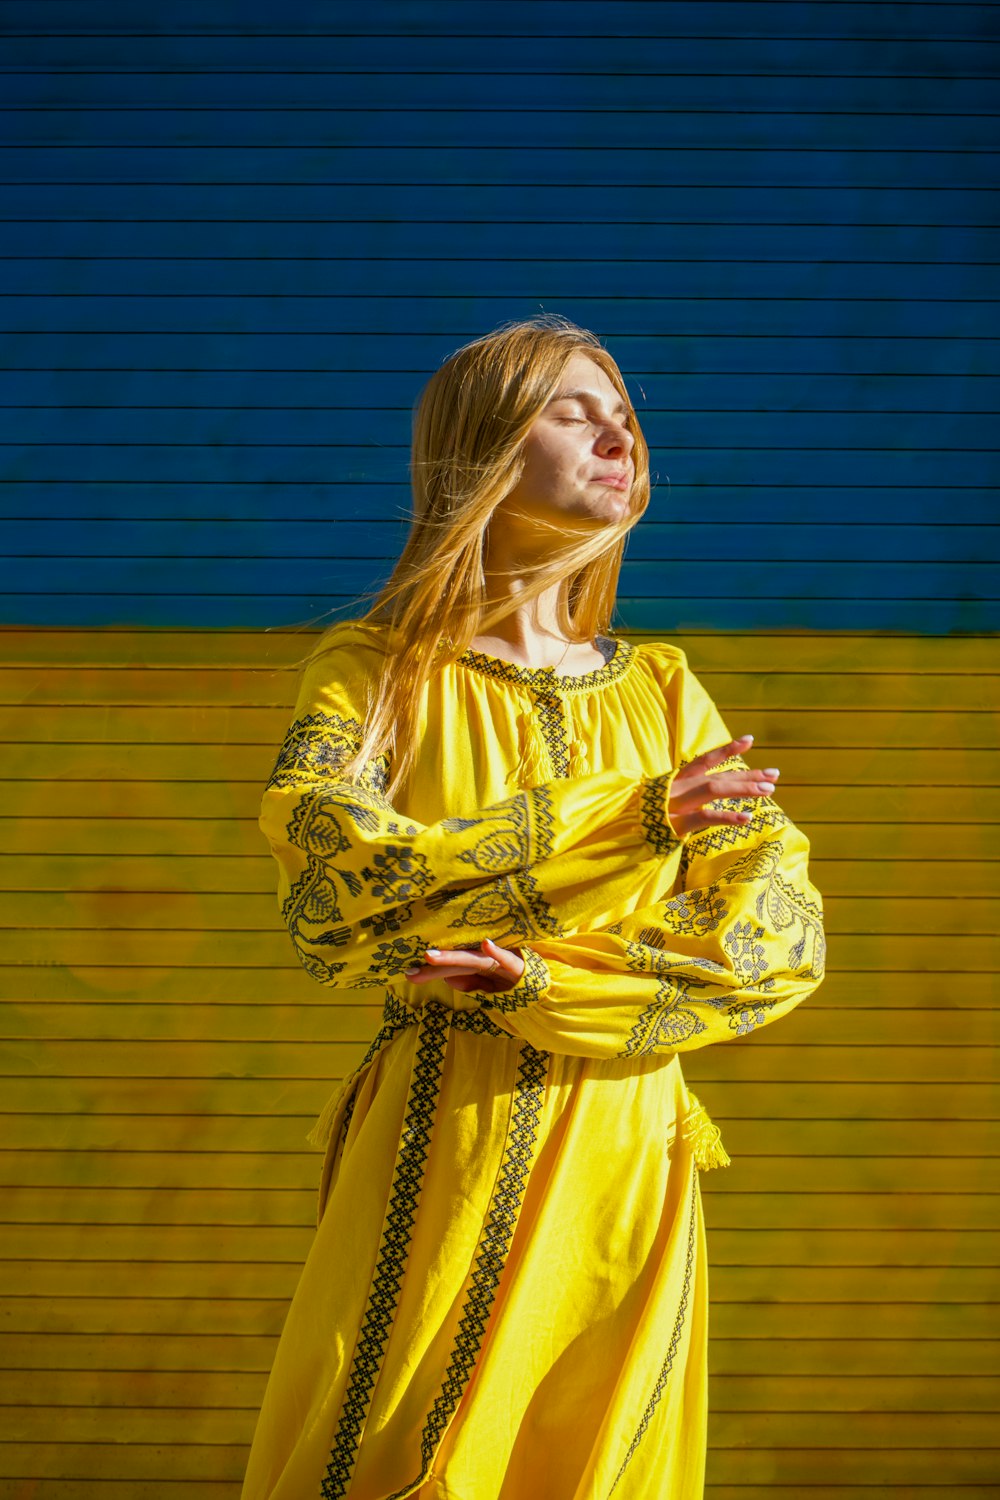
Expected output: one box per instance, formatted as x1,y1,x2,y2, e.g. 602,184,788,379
474,648,826,1059
259,626,684,991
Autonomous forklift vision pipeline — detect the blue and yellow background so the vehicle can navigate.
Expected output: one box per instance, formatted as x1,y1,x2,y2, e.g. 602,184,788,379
1,2,998,1494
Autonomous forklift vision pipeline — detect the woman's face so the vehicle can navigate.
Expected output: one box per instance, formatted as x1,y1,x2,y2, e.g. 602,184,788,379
502,352,636,530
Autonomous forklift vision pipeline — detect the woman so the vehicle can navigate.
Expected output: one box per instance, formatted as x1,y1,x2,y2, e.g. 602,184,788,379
242,316,825,1499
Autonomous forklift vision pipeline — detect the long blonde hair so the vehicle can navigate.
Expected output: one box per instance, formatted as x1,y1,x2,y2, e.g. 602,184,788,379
316,314,651,799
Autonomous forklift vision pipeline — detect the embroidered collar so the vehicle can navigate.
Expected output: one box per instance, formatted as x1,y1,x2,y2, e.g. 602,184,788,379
455,635,635,692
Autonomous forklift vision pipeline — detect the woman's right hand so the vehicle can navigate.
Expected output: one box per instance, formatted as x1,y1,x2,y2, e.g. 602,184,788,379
667,733,780,839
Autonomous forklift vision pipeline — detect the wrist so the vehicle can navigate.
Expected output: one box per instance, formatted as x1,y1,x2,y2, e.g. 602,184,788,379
479,944,550,1013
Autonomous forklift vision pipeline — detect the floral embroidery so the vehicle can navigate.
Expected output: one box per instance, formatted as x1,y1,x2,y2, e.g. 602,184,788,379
723,919,769,984
266,709,389,796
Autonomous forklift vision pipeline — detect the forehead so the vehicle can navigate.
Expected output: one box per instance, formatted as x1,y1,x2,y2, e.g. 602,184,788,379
548,352,627,411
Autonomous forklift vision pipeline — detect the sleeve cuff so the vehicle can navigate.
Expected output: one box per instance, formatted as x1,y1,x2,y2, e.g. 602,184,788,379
475,944,551,1014
640,771,684,857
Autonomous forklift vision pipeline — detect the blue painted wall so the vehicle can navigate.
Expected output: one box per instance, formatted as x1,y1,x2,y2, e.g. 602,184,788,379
1,0,997,631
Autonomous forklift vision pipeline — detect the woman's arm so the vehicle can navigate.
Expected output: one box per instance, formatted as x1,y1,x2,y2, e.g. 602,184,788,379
458,784,824,1059
261,634,690,990
412,651,826,1057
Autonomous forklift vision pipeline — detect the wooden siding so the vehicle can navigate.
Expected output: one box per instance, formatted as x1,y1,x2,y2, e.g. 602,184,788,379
2,627,998,1497
1,0,998,1494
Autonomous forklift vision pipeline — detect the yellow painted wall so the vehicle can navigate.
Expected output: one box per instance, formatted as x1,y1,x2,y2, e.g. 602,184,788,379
1,627,997,1496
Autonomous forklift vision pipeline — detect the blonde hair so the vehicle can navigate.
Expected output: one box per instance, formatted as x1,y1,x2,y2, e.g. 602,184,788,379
316,314,650,799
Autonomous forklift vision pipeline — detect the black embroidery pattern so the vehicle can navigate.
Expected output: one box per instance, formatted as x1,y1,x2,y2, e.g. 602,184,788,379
660,885,727,937
455,634,633,694
723,919,769,984
383,1040,550,1499
278,777,571,988
619,974,714,1053
266,710,390,796
639,773,682,858
610,1170,698,1492
724,840,826,982
320,1005,450,1500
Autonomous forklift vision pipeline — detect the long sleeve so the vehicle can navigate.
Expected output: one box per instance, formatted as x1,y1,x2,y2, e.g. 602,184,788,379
259,629,681,991
475,653,826,1059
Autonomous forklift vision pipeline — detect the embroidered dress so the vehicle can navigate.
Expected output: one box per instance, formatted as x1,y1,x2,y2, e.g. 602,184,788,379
241,622,825,1500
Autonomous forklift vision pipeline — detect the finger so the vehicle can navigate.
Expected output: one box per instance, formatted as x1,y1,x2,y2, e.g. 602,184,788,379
684,733,754,776
411,946,501,980
670,773,776,814
675,805,755,837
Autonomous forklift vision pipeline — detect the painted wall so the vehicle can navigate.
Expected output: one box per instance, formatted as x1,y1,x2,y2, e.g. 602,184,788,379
1,3,997,1495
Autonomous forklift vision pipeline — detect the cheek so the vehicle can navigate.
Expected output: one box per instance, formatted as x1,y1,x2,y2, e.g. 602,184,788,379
520,432,580,489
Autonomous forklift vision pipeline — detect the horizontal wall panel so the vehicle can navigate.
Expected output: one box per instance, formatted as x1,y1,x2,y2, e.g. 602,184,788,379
8,107,1000,156
6,183,1000,227
2,292,995,340
5,256,999,302
2,0,995,40
3,333,996,378
5,220,1000,266
3,33,997,76
5,520,998,566
0,1439,247,1481
3,65,999,114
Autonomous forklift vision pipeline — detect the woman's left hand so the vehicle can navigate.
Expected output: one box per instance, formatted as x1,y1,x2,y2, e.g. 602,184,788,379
404,938,525,992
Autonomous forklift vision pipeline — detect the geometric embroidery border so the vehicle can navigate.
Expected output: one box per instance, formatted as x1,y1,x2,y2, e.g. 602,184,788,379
383,1042,550,1499
320,1005,449,1499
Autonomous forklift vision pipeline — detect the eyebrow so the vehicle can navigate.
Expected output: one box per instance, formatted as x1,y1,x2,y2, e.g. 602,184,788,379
548,387,630,418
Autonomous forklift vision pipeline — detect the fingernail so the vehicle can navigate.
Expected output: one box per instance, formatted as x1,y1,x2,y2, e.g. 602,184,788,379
425,948,440,957
404,967,421,977
763,768,780,778
739,810,753,822
738,734,753,744
758,782,775,794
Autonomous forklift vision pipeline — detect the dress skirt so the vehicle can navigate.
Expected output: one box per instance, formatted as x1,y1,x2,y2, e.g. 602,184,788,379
240,996,717,1500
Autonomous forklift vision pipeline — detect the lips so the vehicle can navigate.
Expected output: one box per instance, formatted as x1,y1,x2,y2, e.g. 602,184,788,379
593,471,630,490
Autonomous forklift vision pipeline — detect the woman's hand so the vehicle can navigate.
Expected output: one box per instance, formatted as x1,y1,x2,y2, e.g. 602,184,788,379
668,733,780,838
403,938,525,992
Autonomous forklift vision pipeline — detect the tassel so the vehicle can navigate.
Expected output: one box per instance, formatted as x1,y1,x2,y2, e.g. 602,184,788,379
568,736,590,777
681,1092,732,1171
509,704,550,789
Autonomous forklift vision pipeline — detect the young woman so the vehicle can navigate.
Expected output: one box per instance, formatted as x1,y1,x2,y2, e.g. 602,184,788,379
241,316,826,1499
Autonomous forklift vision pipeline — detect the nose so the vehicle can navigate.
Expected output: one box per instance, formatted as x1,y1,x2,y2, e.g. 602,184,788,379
596,420,634,460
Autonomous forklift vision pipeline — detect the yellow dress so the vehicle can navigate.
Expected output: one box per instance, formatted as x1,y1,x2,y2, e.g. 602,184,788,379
241,622,826,1500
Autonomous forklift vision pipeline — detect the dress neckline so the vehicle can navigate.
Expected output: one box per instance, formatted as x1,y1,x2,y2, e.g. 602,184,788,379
455,634,636,692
